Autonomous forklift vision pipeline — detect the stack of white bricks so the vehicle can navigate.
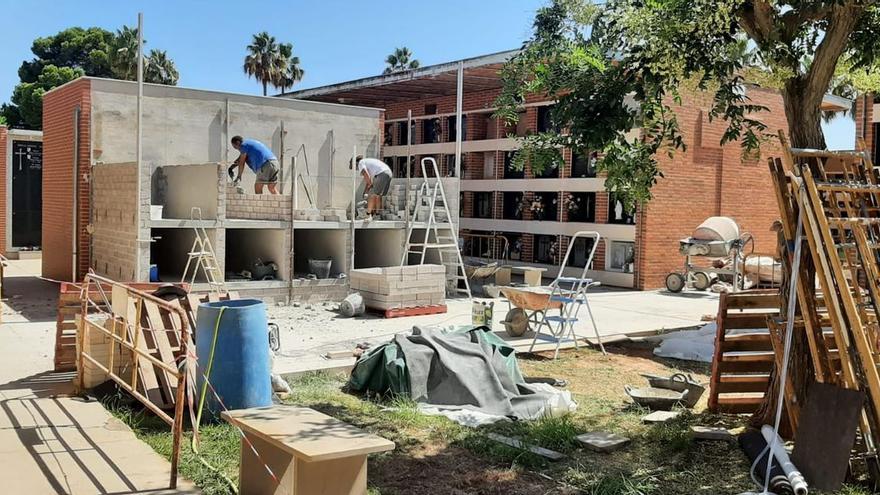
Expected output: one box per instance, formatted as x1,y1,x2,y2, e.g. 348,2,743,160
350,265,446,310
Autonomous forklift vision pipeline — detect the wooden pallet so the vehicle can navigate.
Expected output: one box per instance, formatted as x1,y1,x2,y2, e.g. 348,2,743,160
55,282,187,371
707,290,779,414
367,304,448,319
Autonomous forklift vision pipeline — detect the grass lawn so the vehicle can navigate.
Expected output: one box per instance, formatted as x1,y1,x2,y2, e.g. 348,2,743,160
103,343,873,495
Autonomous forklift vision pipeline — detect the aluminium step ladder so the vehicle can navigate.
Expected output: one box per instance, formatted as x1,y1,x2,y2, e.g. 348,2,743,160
401,157,471,298
181,207,226,295
529,231,605,359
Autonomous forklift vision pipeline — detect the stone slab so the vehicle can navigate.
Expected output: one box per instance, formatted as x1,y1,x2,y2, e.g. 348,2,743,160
642,411,681,424
691,426,735,441
576,432,630,452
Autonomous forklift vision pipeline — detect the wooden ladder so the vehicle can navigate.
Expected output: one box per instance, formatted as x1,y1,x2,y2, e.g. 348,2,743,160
181,208,225,294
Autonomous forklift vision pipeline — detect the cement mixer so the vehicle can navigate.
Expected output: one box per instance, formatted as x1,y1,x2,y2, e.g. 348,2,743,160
665,216,754,293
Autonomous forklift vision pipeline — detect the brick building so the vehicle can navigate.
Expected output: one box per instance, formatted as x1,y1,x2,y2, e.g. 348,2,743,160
289,50,849,289
0,126,42,257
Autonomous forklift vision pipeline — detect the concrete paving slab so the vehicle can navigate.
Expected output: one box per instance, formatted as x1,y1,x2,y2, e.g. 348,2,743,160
577,431,631,452
642,410,682,424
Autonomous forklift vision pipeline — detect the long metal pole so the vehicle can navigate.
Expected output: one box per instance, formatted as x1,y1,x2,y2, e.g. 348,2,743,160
454,61,463,179
135,12,144,281
405,109,412,235
71,106,80,281
351,145,357,274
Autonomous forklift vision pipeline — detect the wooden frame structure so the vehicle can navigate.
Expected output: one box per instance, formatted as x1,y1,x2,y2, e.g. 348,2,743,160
76,273,192,488
768,134,880,473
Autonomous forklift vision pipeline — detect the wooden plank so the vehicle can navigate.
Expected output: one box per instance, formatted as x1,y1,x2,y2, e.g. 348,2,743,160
722,351,775,363
143,300,179,401
222,406,395,462
720,338,773,353
722,312,775,329
725,292,780,310
125,298,167,408
717,360,774,374
715,396,764,414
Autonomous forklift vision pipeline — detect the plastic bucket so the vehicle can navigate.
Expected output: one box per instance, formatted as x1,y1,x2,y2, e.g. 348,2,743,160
195,299,271,418
308,258,332,279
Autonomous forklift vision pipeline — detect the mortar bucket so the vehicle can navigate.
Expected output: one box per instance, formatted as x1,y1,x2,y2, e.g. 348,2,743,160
308,258,332,279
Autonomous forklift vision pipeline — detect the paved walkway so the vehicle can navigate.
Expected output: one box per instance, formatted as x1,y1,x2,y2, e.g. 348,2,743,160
0,260,198,494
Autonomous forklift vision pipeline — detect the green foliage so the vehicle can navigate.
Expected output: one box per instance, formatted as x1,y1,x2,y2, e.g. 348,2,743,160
10,65,83,128
497,0,880,211
384,47,420,74
3,25,179,129
244,32,304,96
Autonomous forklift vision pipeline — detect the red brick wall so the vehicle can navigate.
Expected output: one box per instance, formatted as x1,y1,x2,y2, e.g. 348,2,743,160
635,86,789,289
0,126,6,255
42,78,91,281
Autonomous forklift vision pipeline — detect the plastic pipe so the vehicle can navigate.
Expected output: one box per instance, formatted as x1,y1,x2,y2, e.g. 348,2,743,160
760,425,808,495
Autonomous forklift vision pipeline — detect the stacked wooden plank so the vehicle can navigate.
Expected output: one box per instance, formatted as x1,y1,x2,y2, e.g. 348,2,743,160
350,265,446,316
708,290,779,414
56,282,184,371
767,137,880,475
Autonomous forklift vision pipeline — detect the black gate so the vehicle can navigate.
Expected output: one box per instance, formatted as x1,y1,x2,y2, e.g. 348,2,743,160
11,140,42,248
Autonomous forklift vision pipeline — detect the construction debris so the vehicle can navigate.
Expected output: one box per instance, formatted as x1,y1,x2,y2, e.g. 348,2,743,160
338,292,365,317
487,433,567,461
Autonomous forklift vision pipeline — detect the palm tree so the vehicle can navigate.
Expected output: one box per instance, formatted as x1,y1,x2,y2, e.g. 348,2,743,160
383,47,420,74
145,50,179,85
244,32,284,96
111,25,140,80
276,43,304,94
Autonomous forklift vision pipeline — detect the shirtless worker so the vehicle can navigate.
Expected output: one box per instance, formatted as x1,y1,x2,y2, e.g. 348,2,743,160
230,135,280,194
351,155,393,220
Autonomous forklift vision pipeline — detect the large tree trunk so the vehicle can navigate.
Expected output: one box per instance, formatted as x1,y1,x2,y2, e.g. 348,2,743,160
781,80,827,150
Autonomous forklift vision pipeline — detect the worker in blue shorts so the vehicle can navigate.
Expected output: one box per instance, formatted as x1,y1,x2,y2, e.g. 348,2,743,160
230,135,279,194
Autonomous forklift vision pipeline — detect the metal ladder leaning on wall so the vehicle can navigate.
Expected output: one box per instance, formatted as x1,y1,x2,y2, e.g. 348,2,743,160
181,207,226,295
401,157,471,298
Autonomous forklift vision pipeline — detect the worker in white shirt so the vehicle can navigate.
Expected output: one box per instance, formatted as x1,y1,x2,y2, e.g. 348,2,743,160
350,155,393,220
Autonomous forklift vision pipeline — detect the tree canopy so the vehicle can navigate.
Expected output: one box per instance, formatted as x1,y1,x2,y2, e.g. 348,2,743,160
384,47,420,74
244,32,305,96
3,26,179,129
497,0,880,211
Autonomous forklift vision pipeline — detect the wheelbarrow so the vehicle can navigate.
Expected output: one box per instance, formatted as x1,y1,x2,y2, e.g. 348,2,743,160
499,287,562,337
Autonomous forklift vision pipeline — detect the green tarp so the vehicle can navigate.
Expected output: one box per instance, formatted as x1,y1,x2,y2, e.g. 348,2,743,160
348,325,524,396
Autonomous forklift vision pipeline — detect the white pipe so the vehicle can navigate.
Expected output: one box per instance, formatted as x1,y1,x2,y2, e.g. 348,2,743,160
134,12,144,281
760,425,808,495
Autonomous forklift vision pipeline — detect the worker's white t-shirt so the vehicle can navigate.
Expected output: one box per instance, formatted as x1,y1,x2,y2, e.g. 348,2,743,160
357,158,392,178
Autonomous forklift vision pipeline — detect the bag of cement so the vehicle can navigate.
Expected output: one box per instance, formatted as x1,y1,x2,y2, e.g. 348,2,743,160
339,293,365,317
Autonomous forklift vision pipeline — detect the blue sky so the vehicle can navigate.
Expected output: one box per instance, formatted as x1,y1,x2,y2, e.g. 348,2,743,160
0,0,854,148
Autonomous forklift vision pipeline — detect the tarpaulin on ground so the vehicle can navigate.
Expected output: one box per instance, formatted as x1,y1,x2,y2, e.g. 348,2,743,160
348,325,575,424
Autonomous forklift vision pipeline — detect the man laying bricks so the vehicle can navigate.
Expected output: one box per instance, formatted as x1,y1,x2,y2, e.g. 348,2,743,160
230,135,280,194
351,155,393,220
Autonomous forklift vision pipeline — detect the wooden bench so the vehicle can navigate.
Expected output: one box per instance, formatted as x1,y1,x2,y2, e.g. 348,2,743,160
222,405,395,495
511,266,548,287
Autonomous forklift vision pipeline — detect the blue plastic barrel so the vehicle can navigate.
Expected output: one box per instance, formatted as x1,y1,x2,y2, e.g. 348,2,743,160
195,299,272,418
